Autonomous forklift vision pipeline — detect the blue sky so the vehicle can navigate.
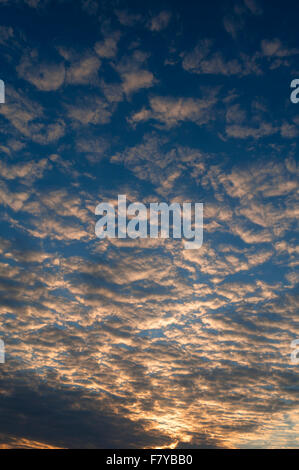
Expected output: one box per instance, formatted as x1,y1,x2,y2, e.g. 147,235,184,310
0,0,298,449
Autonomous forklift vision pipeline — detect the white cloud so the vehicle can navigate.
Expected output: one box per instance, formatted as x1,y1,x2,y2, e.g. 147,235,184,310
115,9,142,26
261,39,299,57
130,92,218,128
244,0,263,15
0,25,14,45
81,0,98,15
226,122,278,139
17,51,65,91
66,96,113,125
147,11,171,32
94,31,121,59
182,40,260,76
0,86,65,143
122,70,155,95
280,122,299,139
66,55,101,85
114,50,157,96
223,16,243,39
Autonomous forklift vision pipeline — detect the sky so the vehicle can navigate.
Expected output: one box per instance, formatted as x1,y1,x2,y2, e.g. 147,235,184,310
0,0,298,449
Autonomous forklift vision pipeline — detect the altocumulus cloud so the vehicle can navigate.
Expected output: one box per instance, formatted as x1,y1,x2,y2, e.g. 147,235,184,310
0,0,298,450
